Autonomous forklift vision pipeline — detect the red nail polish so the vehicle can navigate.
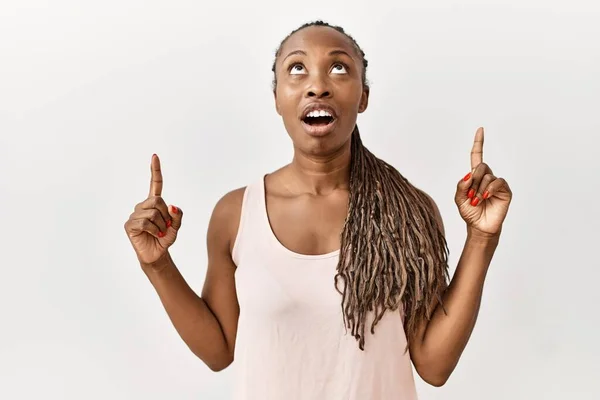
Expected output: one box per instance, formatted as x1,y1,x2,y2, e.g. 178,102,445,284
463,172,472,181
468,189,475,199
171,205,178,214
483,191,490,199
158,231,165,238
166,219,172,228
471,197,480,206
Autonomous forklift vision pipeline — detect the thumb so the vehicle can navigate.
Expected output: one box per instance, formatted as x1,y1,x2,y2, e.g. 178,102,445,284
167,205,183,231
456,172,473,203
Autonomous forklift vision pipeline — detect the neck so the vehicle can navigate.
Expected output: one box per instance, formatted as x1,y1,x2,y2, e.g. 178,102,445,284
286,139,352,196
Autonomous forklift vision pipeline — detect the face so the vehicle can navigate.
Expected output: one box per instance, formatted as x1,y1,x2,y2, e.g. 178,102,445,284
273,26,369,154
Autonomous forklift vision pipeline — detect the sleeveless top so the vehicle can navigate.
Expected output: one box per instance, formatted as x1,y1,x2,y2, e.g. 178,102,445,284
230,176,418,400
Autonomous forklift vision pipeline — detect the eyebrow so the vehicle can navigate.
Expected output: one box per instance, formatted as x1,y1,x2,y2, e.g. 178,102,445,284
282,50,307,62
328,50,353,59
282,49,354,63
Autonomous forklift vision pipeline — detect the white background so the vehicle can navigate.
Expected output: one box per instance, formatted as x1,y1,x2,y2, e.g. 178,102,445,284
1,0,599,399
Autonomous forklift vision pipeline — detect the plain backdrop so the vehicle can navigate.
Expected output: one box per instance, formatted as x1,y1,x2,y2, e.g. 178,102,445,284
1,0,599,399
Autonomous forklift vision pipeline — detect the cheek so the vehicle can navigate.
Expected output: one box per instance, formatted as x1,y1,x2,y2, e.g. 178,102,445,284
275,87,301,135
277,86,301,113
333,80,363,104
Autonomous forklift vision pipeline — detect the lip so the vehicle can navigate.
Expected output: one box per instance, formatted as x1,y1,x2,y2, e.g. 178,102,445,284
299,102,338,137
300,102,338,120
301,118,338,137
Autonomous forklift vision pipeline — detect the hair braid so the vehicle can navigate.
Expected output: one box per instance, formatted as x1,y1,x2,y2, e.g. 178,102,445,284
336,126,449,350
272,20,450,351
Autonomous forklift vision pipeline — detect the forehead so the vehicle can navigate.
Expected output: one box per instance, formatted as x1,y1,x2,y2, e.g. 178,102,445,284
279,26,357,57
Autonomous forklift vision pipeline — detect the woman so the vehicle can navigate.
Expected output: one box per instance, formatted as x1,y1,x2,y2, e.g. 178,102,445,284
124,20,512,399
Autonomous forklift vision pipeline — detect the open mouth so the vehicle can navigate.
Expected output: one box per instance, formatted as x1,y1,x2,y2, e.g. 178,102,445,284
301,111,336,127
303,115,335,126
300,105,338,136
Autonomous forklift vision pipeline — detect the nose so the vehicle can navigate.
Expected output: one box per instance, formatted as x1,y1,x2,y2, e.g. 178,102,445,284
305,75,332,99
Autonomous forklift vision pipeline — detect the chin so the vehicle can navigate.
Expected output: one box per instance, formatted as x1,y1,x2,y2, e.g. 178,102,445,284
293,128,352,157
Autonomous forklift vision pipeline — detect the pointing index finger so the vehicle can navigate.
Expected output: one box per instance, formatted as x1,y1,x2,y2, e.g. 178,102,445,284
150,154,163,197
470,127,484,171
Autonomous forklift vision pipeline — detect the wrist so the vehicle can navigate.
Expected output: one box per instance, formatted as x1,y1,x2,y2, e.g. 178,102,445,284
466,226,501,245
140,251,174,274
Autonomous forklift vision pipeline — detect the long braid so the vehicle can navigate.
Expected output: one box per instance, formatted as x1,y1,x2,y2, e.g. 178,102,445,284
337,126,450,350
272,21,450,350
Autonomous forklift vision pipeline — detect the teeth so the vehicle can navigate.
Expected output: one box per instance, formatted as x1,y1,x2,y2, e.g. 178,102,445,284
306,109,333,118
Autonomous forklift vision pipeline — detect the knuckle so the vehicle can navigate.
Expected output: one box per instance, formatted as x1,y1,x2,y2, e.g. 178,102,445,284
140,219,154,231
150,209,161,222
143,196,156,208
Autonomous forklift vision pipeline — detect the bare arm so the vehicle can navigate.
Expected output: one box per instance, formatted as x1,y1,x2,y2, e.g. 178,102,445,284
409,192,499,386
142,188,244,371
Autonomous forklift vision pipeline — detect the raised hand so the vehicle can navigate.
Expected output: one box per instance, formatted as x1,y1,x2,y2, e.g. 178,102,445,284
124,154,183,267
455,127,513,238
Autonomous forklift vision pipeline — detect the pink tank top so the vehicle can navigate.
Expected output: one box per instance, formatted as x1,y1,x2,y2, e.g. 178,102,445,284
231,176,418,400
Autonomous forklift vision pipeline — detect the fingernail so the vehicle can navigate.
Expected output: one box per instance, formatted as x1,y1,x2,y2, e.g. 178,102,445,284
463,172,472,181
158,231,165,238
468,189,475,199
166,219,172,228
483,191,490,199
171,205,178,214
471,197,480,206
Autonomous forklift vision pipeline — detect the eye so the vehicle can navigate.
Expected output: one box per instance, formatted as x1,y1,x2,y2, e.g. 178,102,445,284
290,63,307,75
331,63,348,74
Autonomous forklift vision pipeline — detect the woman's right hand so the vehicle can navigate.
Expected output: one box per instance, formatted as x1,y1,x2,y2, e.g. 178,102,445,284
124,154,183,268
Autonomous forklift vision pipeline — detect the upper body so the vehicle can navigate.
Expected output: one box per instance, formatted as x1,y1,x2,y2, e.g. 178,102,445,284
201,20,465,383
126,20,512,400
218,172,425,399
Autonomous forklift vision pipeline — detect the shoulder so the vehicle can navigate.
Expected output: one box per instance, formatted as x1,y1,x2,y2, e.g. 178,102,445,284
214,186,247,214
207,186,248,255
415,188,445,235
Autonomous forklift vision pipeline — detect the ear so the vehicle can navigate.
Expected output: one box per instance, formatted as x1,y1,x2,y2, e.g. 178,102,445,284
358,85,369,113
273,89,281,116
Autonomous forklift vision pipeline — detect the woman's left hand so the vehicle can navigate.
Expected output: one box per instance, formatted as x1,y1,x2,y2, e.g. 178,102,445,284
455,127,513,238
